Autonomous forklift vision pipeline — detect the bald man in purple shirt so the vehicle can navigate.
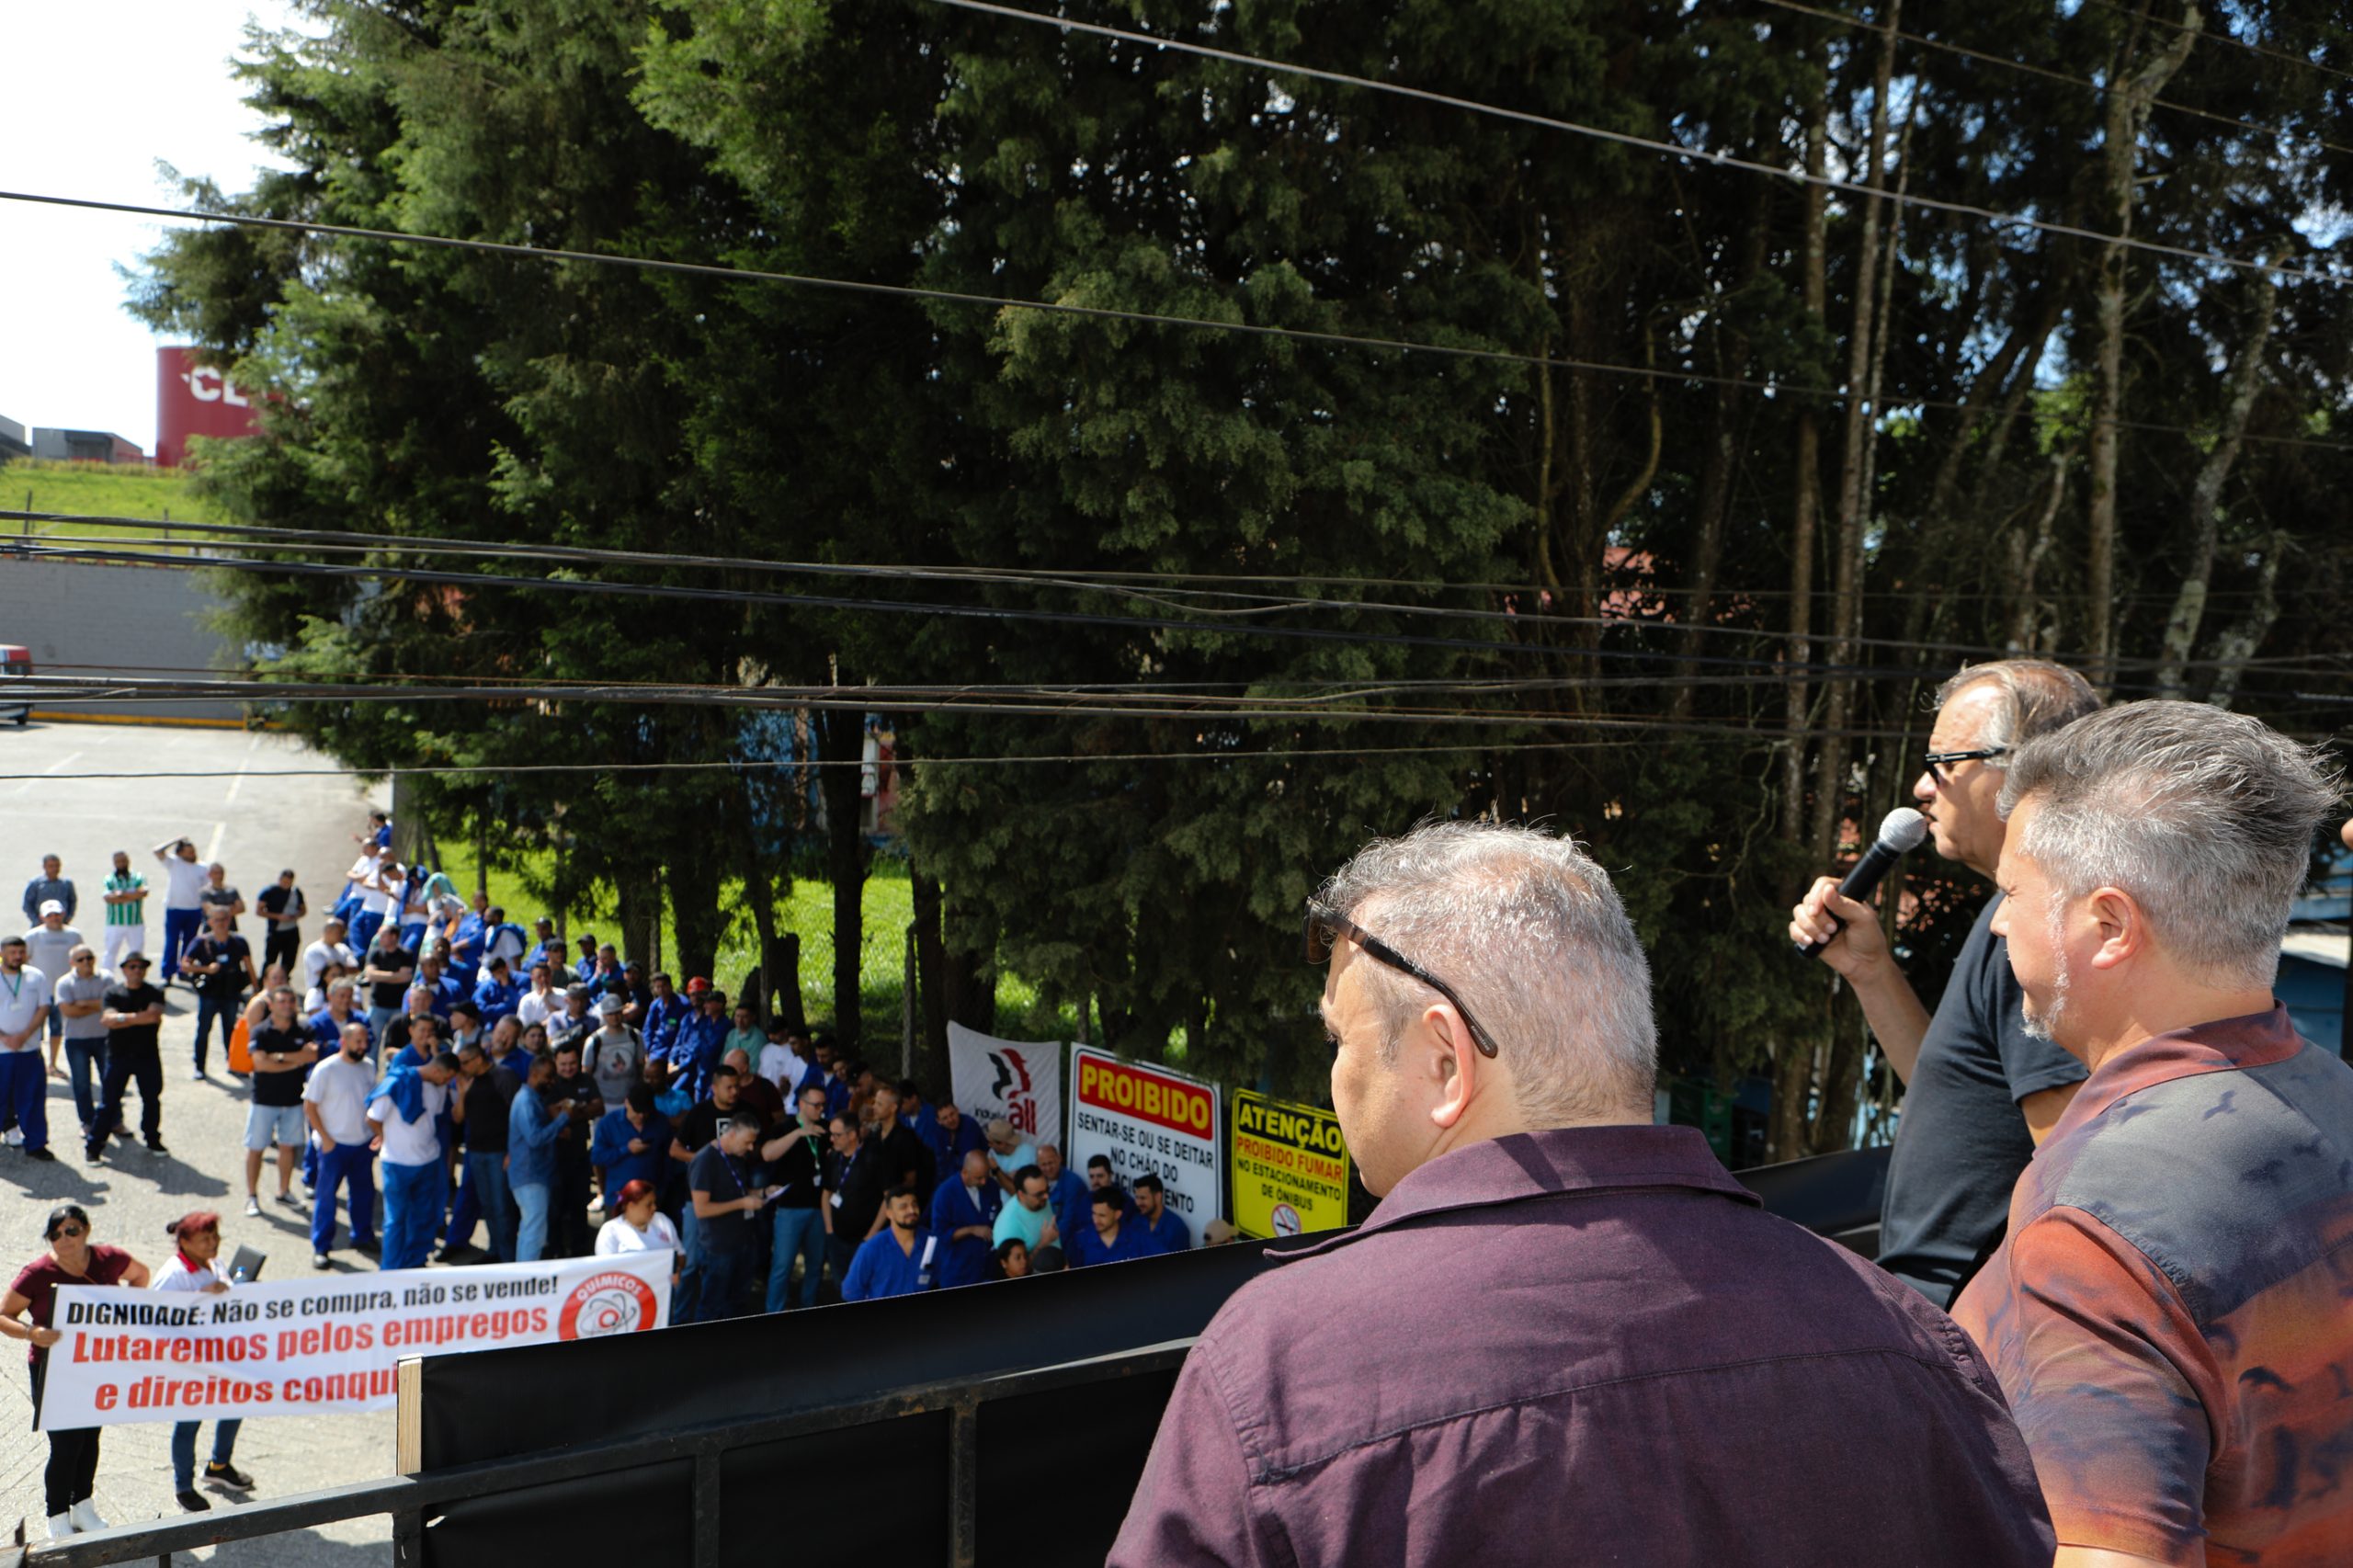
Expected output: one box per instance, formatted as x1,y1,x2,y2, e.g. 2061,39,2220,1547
1110,822,2053,1568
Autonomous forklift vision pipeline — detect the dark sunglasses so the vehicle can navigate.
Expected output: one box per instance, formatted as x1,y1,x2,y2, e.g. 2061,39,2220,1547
1921,745,2008,783
1302,902,1500,1058
51,1225,85,1240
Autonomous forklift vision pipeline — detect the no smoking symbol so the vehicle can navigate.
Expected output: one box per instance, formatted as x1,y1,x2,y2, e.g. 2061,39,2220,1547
1270,1203,1302,1235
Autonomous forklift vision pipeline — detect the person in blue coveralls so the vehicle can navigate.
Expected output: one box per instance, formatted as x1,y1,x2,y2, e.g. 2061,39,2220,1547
1061,1152,1134,1241
843,1185,938,1302
664,987,729,1105
1131,1173,1190,1254
364,1050,458,1271
929,1149,1003,1290
471,957,520,1032
590,1084,673,1211
1067,1186,1157,1267
923,1098,984,1180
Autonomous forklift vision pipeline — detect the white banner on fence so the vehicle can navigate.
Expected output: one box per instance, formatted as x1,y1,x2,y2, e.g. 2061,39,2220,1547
1067,1045,1222,1231
38,1251,671,1430
947,1022,1066,1154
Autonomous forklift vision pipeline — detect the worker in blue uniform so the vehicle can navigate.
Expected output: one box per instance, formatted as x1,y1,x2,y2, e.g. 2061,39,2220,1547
842,1185,938,1302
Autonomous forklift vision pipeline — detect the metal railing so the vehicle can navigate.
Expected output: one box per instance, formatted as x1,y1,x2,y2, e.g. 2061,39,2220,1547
6,1343,1189,1568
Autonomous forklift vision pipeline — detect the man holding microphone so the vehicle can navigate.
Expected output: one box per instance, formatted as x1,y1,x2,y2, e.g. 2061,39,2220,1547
1789,659,2097,1306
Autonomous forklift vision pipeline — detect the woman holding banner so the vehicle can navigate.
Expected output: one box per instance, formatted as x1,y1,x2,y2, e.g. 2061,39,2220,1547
1,1204,149,1540
153,1210,256,1513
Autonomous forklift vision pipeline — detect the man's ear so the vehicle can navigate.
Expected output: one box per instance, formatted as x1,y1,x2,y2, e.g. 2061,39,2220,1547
1424,1003,1480,1131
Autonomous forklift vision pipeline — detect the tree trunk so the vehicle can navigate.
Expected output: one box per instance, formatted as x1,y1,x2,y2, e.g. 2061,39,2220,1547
912,867,950,1061
1777,71,1831,852
2156,262,2279,696
665,849,724,994
2204,532,2285,710
1805,0,1902,868
2087,6,2201,687
816,706,870,1047
617,873,658,979
2006,457,2071,653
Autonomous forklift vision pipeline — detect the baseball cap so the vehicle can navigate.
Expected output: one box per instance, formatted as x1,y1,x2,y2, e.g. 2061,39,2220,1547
595,994,625,1016
38,899,63,916
684,977,711,994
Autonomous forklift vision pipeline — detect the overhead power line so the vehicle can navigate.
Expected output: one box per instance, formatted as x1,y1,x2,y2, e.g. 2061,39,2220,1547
1753,0,2353,160
2,190,2349,457
6,511,2337,683
2079,0,2353,90
926,0,2348,289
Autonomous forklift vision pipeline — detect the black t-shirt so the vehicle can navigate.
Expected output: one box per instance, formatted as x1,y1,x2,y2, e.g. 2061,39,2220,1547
828,1144,884,1242
688,1143,756,1252
365,945,417,1010
1877,892,2090,1306
546,1072,599,1150
249,1023,313,1107
101,983,165,1054
873,1121,936,1199
184,934,252,1001
461,1067,518,1153
764,1122,826,1210
676,1098,730,1155
257,884,300,931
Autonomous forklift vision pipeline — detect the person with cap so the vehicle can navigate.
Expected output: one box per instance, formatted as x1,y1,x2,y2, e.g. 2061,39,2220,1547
472,956,521,1033
90,951,169,1160
586,993,645,1110
520,916,563,981
23,901,83,1054
3,1203,149,1538
616,960,653,1028
98,851,145,976
0,932,58,1161
152,1210,256,1511
573,934,599,986
21,854,74,928
665,983,730,1106
545,983,595,1052
638,971,687,1060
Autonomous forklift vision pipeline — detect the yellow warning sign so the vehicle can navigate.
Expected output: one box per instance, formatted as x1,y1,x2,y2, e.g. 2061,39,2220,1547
1231,1090,1352,1239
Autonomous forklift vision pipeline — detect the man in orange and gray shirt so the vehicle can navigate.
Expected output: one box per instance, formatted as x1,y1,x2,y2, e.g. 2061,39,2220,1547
1953,700,2353,1567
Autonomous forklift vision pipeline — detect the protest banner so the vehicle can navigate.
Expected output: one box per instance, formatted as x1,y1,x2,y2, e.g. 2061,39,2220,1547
948,1021,1065,1151
1067,1045,1222,1231
38,1250,670,1430
1232,1089,1352,1238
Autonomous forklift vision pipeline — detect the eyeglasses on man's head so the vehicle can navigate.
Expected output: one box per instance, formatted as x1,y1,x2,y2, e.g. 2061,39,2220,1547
1302,901,1500,1059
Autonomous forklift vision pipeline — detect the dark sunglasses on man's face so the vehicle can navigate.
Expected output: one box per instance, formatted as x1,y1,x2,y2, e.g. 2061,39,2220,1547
1921,746,2008,784
1302,901,1501,1059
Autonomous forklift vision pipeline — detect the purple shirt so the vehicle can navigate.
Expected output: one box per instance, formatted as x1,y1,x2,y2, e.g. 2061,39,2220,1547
1110,1125,2053,1568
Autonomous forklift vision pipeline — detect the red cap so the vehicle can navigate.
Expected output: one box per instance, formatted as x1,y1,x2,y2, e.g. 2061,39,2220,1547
684,977,711,994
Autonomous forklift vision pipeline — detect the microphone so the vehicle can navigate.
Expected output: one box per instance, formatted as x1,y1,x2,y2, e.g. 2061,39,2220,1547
1795,807,1928,958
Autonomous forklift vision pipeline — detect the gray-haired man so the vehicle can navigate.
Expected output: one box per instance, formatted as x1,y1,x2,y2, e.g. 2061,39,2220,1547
1114,821,2053,1568
1790,659,2100,1306
1954,701,2353,1566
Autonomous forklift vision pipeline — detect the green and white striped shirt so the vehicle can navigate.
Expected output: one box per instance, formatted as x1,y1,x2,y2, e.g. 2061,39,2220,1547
104,871,146,927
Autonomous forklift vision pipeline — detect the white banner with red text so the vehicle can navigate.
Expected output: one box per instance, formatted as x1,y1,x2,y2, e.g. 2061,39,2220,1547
38,1251,671,1429
1066,1045,1222,1231
947,1022,1066,1154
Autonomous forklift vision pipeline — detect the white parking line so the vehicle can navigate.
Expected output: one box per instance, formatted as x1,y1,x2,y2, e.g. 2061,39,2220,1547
203,820,225,864
13,751,80,796
222,731,262,805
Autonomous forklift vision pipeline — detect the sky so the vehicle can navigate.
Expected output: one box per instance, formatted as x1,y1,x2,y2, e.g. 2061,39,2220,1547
0,2,308,453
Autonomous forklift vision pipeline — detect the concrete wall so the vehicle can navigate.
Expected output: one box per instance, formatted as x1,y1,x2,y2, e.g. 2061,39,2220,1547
0,554,244,721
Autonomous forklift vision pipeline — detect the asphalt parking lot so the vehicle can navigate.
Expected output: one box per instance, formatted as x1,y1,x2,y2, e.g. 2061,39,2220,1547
1,719,393,1562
